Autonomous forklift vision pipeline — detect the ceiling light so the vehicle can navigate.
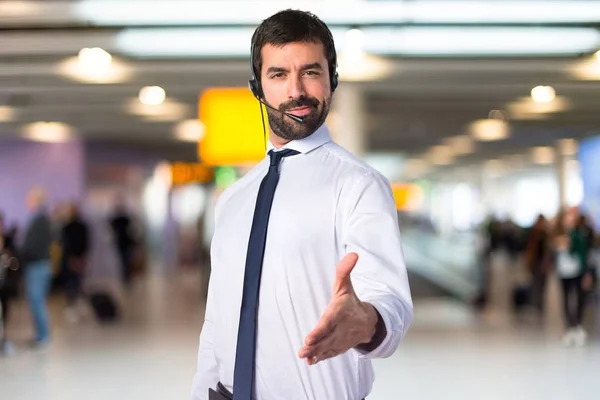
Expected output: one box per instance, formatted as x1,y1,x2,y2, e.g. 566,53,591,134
0,1,39,16
139,86,166,106
22,122,73,143
443,135,475,155
345,28,365,53
430,145,454,157
469,119,510,142
426,146,454,165
126,98,190,121
507,110,552,120
531,146,556,164
558,138,578,156
570,57,600,80
78,47,112,68
0,106,16,122
175,119,205,142
57,55,131,84
507,95,570,116
337,53,394,82
531,86,556,103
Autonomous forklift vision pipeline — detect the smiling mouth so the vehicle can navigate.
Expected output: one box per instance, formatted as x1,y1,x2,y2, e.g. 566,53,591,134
287,106,312,117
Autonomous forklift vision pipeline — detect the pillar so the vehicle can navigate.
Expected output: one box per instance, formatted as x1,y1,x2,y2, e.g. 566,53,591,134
555,144,569,210
330,83,366,157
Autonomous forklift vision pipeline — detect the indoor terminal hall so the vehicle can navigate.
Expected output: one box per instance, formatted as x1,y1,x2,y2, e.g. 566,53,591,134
1,1,600,400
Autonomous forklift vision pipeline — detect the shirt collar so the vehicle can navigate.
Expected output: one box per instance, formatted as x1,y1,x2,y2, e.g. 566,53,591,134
266,123,332,155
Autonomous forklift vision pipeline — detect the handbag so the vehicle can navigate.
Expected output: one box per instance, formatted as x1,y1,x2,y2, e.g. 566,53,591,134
556,250,579,278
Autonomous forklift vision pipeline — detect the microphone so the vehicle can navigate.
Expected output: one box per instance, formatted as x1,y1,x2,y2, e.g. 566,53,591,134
258,99,304,123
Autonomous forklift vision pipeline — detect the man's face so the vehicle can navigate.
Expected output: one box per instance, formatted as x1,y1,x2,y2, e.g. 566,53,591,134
260,41,332,141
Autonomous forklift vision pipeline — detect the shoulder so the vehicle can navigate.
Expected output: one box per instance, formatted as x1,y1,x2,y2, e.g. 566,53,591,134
321,142,391,191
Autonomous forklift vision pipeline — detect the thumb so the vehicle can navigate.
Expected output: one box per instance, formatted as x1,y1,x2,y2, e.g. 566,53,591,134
333,252,359,295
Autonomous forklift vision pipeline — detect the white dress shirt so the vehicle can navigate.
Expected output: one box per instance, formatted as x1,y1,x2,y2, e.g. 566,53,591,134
192,123,413,400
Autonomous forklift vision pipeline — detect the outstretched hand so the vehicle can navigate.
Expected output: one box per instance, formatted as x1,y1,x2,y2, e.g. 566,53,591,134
298,253,379,365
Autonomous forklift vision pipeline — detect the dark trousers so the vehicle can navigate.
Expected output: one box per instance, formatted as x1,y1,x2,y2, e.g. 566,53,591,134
64,268,82,306
531,266,547,313
0,293,10,329
561,275,586,328
117,247,132,287
64,256,86,305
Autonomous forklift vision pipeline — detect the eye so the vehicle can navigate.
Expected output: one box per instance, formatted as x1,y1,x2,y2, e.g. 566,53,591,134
305,70,320,76
270,72,285,79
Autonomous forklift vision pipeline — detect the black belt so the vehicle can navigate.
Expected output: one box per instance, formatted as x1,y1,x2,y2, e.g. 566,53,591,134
209,382,365,399
209,382,233,400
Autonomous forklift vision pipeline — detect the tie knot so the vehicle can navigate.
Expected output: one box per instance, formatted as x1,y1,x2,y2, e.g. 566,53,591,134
268,149,299,166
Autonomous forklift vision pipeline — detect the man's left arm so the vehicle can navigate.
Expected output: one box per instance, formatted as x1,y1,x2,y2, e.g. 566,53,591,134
342,171,413,359
298,171,413,364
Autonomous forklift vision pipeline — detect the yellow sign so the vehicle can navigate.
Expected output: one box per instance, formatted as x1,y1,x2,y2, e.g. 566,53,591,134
171,162,214,186
198,87,268,166
391,183,423,211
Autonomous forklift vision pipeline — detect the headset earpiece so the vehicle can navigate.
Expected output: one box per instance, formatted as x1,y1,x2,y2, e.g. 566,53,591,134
248,76,263,100
249,42,264,100
331,70,339,93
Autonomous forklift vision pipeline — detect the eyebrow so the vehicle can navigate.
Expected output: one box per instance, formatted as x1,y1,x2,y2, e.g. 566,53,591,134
266,62,324,75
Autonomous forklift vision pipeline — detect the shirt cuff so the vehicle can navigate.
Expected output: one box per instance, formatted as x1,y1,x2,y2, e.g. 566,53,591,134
353,299,398,359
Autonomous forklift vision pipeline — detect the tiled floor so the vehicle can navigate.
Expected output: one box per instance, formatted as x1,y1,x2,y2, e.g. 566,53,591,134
1,265,599,400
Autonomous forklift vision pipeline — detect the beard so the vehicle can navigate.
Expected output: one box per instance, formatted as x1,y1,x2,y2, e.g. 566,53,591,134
266,95,331,141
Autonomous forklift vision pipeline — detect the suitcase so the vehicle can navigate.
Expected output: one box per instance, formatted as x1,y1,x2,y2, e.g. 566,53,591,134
511,285,530,311
89,292,120,322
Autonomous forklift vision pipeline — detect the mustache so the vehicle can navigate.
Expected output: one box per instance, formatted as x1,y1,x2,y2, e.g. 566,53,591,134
280,97,320,111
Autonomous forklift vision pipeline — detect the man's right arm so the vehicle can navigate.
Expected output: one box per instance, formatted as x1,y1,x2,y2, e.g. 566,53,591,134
191,274,219,400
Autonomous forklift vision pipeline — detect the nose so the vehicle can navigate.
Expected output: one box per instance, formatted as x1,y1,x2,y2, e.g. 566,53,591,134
286,73,306,99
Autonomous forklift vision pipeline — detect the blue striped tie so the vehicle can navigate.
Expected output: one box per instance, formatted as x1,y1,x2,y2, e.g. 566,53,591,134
233,149,300,400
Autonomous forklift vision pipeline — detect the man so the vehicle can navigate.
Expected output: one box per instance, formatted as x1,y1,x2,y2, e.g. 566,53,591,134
20,187,54,347
61,203,90,323
192,9,413,400
109,195,135,287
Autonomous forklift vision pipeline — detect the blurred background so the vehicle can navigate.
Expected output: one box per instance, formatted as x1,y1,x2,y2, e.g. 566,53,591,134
0,1,600,399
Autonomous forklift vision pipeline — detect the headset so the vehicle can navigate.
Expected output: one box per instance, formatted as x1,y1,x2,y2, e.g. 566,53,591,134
248,41,338,149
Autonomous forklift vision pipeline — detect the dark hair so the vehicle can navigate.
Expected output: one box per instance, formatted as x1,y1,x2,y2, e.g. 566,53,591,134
250,9,337,85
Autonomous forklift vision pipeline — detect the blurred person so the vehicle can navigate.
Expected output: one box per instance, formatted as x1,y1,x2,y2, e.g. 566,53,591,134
0,213,20,356
192,10,413,400
20,187,53,347
553,210,594,346
524,214,551,315
49,202,68,289
61,203,90,323
474,216,500,308
109,194,135,288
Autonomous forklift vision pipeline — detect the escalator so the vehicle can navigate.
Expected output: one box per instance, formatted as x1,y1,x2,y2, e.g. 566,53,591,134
401,228,481,302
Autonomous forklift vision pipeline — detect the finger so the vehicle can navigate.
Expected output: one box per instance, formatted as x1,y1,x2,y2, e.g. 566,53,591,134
304,310,336,346
299,326,334,358
333,252,359,295
303,335,340,365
